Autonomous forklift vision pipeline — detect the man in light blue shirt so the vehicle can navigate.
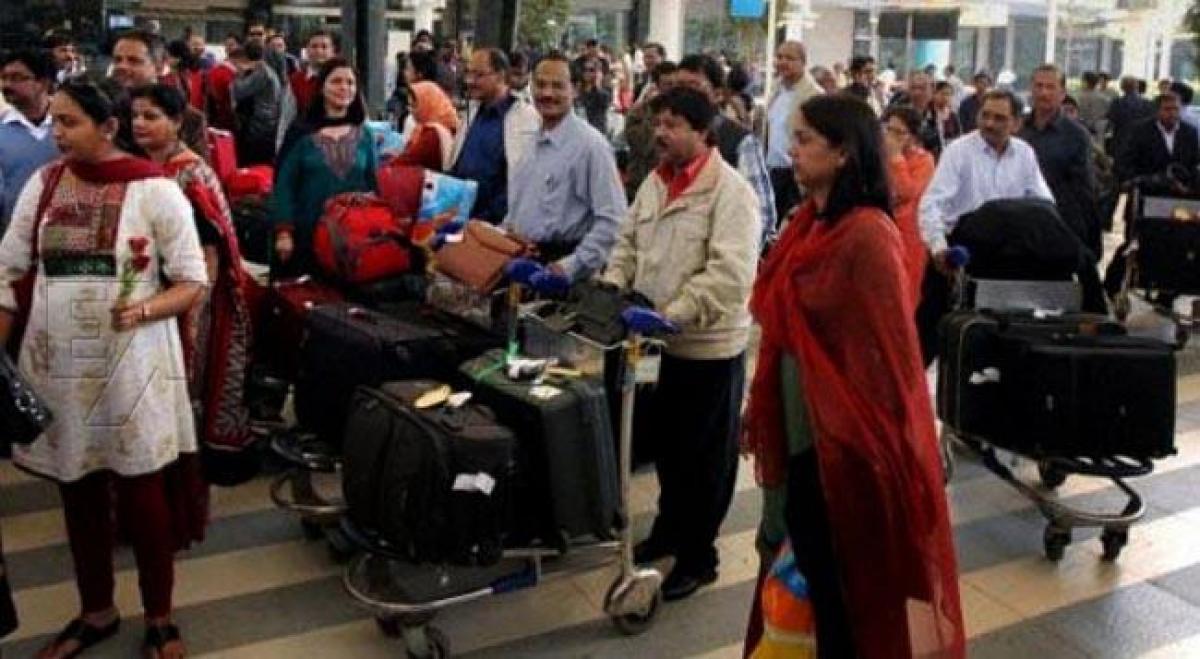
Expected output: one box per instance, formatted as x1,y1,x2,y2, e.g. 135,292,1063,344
0,49,58,236
919,89,1053,260
504,53,626,282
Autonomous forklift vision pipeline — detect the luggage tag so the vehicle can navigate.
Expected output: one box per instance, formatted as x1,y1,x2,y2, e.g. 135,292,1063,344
414,384,452,409
634,353,662,384
453,472,496,496
529,384,563,400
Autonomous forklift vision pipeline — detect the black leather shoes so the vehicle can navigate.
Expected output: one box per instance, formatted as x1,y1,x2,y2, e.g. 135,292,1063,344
661,566,718,602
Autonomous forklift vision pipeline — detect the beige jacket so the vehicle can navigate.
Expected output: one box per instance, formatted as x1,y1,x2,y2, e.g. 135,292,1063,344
603,149,759,360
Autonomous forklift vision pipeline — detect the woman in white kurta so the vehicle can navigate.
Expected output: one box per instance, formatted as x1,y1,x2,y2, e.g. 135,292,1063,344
0,79,205,659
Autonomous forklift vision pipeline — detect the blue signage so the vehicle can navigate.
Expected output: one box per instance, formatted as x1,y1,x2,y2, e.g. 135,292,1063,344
731,0,767,19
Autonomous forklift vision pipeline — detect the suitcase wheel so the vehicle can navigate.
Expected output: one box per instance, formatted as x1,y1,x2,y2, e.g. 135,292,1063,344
378,621,448,659
1043,525,1071,561
1101,527,1129,562
1038,462,1068,490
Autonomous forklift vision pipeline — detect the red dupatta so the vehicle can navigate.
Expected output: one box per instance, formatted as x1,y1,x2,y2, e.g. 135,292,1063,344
162,150,253,456
743,202,965,658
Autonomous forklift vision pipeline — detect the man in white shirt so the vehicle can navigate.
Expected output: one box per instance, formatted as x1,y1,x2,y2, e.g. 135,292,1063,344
919,89,1053,260
915,89,1053,363
765,40,822,221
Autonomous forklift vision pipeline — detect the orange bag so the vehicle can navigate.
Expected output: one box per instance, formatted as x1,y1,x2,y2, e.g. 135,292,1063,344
434,220,529,293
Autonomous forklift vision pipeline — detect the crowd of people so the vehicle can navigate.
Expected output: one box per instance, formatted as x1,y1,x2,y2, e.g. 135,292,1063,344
0,16,1196,658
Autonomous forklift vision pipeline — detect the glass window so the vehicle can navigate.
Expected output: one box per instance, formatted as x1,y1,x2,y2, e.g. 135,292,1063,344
987,27,1007,77
953,27,977,75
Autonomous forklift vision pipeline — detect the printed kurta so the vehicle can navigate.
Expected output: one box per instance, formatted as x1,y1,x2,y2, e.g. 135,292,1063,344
0,168,207,482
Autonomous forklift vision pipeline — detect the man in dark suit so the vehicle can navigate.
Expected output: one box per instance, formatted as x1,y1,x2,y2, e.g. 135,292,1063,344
1106,75,1155,156
1115,91,1200,185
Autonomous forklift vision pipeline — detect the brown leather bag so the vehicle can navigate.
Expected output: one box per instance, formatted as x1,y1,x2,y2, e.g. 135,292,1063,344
434,220,529,293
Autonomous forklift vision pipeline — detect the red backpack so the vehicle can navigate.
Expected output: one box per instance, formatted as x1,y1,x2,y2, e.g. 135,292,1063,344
312,193,415,284
226,165,274,202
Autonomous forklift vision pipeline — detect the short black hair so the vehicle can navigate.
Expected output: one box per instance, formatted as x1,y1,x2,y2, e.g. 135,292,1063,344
973,71,992,84
677,53,725,91
509,50,529,72
643,43,666,59
1170,81,1194,105
882,104,922,137
648,86,716,133
1138,79,1148,94
849,55,875,75
243,40,265,62
57,78,120,126
1,48,57,82
43,32,74,50
1156,92,1183,108
797,94,892,222
727,63,751,93
128,82,188,119
535,52,571,70
1082,71,1099,87
650,61,677,84
1063,95,1079,109
585,38,599,48
304,57,367,123
408,49,438,82
306,29,339,51
980,89,1022,118
934,80,953,94
115,29,167,65
476,47,510,76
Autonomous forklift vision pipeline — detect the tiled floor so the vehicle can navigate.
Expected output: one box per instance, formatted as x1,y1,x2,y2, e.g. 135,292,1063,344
3,377,1200,657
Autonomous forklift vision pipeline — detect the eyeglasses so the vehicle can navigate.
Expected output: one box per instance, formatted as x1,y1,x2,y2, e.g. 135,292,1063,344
0,73,35,84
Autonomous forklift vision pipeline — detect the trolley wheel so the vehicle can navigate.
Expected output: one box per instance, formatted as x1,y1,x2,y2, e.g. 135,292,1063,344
1101,528,1129,562
605,579,663,636
300,517,325,541
1038,462,1068,490
403,625,449,659
1043,525,1071,562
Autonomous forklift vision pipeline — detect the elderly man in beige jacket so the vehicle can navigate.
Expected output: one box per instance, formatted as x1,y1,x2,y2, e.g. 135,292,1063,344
603,86,760,602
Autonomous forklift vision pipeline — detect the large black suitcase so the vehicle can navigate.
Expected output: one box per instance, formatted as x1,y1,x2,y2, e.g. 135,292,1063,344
341,381,515,565
938,310,1112,440
938,310,1175,459
1133,218,1200,295
459,349,619,548
296,304,467,445
1000,332,1176,460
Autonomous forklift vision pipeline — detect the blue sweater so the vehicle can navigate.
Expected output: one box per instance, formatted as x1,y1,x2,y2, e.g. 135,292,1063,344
0,118,59,236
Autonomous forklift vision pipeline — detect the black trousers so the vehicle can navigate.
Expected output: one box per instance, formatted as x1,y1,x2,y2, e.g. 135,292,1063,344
785,450,858,658
915,260,952,367
646,352,745,574
770,167,802,223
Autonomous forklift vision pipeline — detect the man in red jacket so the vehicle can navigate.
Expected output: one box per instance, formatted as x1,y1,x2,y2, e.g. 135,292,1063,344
289,30,339,115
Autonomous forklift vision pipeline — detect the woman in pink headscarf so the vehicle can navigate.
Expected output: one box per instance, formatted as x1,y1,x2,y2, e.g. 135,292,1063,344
394,80,460,172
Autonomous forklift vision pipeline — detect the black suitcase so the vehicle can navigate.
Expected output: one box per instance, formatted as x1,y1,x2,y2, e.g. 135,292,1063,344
345,273,429,308
1133,216,1200,294
459,349,619,548
1000,332,1176,460
937,310,1116,443
341,381,515,564
295,305,446,445
231,197,272,265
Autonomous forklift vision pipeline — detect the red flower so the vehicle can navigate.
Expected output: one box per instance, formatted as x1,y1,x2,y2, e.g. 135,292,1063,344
128,236,150,255
131,255,151,272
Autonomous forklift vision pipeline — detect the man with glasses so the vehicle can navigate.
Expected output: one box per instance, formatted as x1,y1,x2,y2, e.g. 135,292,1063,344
0,49,59,234
449,48,539,224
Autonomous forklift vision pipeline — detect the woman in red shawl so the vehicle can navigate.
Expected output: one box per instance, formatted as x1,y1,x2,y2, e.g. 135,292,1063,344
129,83,254,484
742,94,965,658
393,80,459,172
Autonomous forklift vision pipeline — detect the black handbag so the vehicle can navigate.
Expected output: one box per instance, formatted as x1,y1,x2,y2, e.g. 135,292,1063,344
1,352,53,446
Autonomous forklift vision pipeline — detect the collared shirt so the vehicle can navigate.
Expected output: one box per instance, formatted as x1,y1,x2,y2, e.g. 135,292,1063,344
2,107,52,141
656,148,714,203
452,94,517,224
1159,121,1179,155
766,75,823,168
736,133,778,247
1019,111,1100,252
504,113,627,280
918,130,1054,254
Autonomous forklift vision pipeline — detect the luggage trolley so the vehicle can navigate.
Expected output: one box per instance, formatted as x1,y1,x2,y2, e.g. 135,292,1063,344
338,316,666,658
939,271,1165,562
1113,180,1200,336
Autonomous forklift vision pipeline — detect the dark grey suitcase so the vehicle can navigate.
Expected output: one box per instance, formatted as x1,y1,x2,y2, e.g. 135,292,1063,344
459,349,619,549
